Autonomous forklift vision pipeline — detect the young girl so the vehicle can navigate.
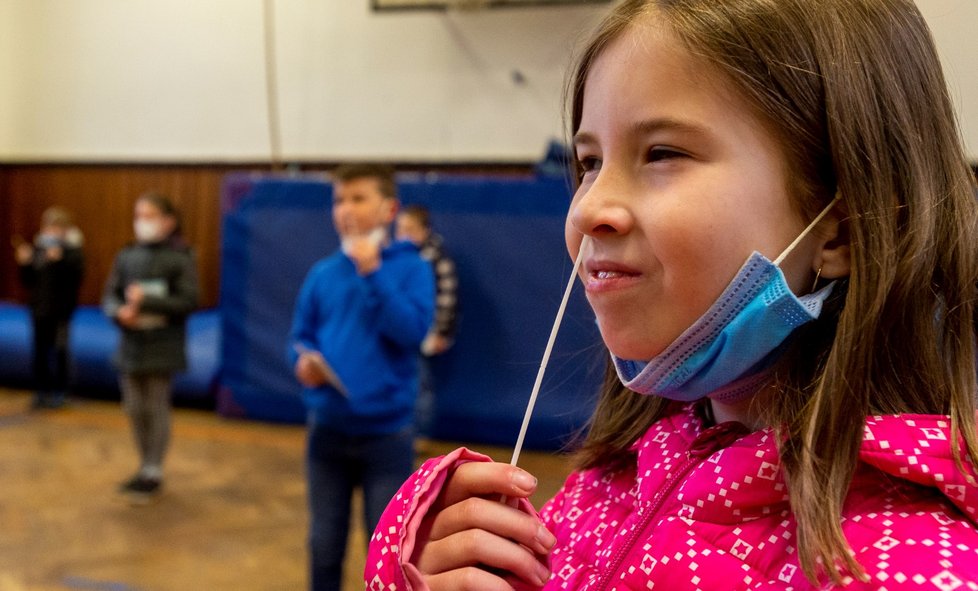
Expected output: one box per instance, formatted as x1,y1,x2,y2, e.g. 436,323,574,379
102,192,199,502
367,0,978,588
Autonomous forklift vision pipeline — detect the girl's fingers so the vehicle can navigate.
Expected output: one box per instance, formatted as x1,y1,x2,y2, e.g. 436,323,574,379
418,528,551,589
425,566,540,591
413,461,553,589
438,461,539,508
425,567,524,591
429,496,556,556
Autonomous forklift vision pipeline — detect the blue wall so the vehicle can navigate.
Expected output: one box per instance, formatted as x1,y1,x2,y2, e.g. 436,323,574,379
219,174,604,450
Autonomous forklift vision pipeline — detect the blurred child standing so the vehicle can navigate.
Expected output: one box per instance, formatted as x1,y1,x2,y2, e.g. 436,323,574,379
102,192,198,503
14,206,84,409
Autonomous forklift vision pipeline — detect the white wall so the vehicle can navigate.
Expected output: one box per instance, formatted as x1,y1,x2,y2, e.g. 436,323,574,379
1,0,976,162
0,1,16,149
917,0,978,161
0,0,604,162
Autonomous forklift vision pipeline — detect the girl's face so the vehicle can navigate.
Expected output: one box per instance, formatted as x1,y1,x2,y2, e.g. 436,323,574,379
566,22,821,361
134,199,175,243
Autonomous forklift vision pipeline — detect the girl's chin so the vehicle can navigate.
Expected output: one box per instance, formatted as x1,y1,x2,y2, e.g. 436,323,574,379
599,329,668,361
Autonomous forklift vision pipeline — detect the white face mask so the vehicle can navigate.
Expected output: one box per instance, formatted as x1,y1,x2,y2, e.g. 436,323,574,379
341,226,387,255
134,219,164,243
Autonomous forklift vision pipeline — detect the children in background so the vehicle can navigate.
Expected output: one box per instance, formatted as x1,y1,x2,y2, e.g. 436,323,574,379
102,192,198,503
395,204,459,436
289,164,434,591
14,206,84,409
366,0,978,589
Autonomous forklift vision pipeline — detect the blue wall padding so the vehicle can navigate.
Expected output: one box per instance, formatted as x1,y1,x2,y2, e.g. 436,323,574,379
219,174,605,450
68,307,220,402
0,302,34,386
68,306,119,392
0,302,219,404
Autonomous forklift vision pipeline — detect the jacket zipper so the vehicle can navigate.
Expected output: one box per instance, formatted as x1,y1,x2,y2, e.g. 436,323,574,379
592,422,748,590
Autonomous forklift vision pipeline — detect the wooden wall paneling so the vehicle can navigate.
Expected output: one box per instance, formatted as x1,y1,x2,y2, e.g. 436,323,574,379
0,177,12,301
0,162,539,310
0,164,240,309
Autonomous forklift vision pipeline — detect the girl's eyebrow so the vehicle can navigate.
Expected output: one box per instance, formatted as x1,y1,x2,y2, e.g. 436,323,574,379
631,117,710,139
573,117,711,150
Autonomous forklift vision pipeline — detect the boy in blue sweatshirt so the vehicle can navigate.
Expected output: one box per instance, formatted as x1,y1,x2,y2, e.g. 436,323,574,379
288,163,434,591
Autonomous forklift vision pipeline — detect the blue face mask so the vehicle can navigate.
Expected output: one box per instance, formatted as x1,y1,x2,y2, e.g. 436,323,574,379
612,199,840,402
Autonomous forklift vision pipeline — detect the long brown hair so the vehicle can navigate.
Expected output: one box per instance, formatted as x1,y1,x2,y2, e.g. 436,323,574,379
568,0,978,584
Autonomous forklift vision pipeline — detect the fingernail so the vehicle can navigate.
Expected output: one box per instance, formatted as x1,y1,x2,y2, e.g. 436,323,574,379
511,469,537,493
535,561,551,586
535,524,556,552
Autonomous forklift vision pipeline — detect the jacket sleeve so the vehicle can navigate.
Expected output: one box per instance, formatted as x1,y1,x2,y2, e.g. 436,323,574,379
101,253,126,320
363,257,434,350
17,250,37,289
537,470,582,528
60,246,84,310
287,264,323,368
365,447,542,591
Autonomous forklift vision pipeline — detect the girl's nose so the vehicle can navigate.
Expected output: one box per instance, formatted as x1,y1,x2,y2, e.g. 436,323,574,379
569,169,633,237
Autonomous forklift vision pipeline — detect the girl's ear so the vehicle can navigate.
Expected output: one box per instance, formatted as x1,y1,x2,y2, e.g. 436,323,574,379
814,211,850,279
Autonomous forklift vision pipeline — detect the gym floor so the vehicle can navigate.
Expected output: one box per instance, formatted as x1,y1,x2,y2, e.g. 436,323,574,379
0,389,573,591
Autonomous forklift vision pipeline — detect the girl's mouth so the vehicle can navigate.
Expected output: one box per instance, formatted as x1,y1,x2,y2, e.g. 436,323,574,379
584,261,641,293
594,270,630,280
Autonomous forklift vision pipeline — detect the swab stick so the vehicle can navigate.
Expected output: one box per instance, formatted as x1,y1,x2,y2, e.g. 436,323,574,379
510,236,589,467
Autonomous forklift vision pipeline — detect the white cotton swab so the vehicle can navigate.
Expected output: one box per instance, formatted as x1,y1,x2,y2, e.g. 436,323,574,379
509,236,589,467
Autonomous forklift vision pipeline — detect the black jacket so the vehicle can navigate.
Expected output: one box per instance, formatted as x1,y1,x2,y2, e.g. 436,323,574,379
101,237,199,374
18,241,84,321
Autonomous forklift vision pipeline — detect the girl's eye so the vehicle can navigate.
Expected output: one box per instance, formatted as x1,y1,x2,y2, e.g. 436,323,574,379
576,156,602,178
648,147,686,162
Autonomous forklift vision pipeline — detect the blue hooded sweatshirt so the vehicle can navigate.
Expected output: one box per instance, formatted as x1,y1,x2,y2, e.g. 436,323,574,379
289,239,435,435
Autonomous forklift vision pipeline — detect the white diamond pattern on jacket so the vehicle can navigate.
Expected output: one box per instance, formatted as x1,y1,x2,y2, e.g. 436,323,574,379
366,408,978,590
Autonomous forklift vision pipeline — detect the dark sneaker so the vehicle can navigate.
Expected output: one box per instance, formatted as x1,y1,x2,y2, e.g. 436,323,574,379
117,474,140,493
31,392,67,410
118,475,162,502
46,392,67,408
30,393,47,410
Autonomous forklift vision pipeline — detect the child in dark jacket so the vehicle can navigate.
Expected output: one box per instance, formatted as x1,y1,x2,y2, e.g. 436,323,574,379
15,206,84,409
102,192,198,503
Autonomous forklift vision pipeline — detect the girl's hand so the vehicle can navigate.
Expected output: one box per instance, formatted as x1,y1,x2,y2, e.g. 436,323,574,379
413,461,555,591
125,283,145,305
116,303,139,328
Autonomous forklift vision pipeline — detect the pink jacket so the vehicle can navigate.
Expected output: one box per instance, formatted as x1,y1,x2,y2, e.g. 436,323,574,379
367,405,978,589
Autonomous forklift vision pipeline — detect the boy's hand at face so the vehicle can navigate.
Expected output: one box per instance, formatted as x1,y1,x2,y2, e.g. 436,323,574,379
346,235,382,276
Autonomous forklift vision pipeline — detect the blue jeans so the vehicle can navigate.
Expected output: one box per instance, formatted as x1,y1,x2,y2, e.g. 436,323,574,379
306,421,415,591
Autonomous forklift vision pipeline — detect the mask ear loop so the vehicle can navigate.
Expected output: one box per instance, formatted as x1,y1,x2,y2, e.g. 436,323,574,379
772,195,841,267
509,235,589,467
